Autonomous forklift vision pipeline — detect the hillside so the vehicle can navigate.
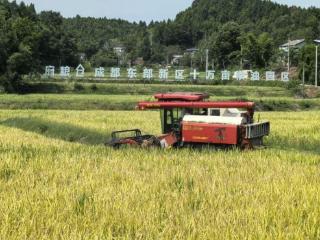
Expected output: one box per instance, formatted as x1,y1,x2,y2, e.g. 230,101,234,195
64,0,320,52
169,0,320,46
1,0,320,92
63,0,320,79
62,17,140,59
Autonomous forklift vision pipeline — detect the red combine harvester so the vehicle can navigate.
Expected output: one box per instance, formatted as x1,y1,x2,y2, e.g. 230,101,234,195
108,92,270,149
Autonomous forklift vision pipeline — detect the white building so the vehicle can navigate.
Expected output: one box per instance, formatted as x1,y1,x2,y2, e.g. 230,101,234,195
171,55,183,65
279,39,305,52
113,46,125,56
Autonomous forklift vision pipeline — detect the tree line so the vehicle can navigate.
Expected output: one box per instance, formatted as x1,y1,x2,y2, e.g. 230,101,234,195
0,0,77,92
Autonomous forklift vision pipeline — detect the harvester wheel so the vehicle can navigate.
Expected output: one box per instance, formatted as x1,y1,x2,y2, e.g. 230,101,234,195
241,139,253,150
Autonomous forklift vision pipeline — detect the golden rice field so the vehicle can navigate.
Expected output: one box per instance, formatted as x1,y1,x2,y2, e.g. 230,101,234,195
0,109,319,239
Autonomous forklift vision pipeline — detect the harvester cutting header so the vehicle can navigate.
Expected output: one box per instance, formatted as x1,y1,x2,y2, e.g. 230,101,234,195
109,92,270,149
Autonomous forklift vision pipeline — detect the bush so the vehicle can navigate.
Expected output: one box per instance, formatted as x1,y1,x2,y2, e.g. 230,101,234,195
0,72,25,93
90,84,98,92
74,83,85,92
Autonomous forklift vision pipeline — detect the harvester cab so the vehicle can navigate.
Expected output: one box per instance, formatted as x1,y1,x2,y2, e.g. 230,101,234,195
108,92,270,149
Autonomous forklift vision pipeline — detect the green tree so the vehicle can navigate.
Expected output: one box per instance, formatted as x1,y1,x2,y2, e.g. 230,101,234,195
211,22,241,68
240,32,274,68
0,1,79,92
39,11,78,66
137,30,151,62
7,44,33,74
298,44,318,85
257,33,274,68
91,49,118,67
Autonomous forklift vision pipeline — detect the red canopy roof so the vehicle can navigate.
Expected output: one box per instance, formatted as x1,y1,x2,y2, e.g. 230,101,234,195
154,92,209,102
138,101,255,110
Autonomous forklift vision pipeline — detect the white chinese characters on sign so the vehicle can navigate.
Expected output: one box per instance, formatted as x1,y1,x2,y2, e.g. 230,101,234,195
45,65,289,82
206,70,215,80
221,70,230,81
281,72,289,82
235,71,245,81
60,66,70,77
95,67,105,78
251,71,260,81
76,64,85,77
175,70,184,80
111,67,120,78
159,69,168,80
190,69,199,80
266,71,275,81
127,68,137,79
143,68,153,80
45,66,55,78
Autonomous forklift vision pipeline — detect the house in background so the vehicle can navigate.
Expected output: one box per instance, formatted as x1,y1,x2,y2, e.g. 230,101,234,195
186,48,199,54
279,39,305,52
134,57,144,66
171,54,183,65
185,48,199,56
113,46,126,56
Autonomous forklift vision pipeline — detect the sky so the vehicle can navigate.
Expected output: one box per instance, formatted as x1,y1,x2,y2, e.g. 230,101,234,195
14,0,320,23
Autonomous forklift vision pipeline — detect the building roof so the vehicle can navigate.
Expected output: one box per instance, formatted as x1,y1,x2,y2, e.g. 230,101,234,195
154,92,209,102
138,101,255,110
185,48,199,52
280,39,305,48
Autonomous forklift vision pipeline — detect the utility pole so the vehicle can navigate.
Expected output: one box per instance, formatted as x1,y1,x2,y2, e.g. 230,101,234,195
288,38,290,73
316,45,318,87
303,63,305,98
205,49,209,73
240,45,243,70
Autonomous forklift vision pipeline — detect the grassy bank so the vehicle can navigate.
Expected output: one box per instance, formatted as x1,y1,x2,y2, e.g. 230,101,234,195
0,94,319,111
23,81,294,97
